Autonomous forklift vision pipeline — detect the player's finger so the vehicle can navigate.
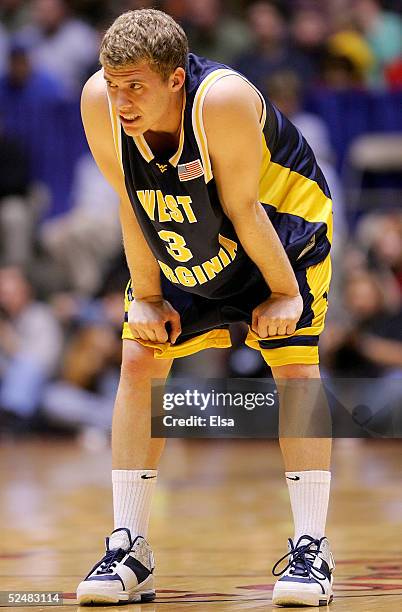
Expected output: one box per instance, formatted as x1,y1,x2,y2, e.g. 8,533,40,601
268,324,279,337
277,324,288,336
153,323,169,344
257,317,269,339
128,324,140,339
143,328,157,342
286,323,297,335
168,314,182,344
251,309,258,334
130,326,149,341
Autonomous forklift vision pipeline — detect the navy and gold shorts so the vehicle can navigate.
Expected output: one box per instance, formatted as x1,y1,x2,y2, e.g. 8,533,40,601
123,255,331,368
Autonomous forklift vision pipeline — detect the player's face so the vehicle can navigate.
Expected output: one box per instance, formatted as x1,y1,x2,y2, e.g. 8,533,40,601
103,62,183,136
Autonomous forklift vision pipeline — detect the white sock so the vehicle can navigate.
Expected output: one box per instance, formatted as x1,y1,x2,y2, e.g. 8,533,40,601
112,469,157,541
286,470,331,542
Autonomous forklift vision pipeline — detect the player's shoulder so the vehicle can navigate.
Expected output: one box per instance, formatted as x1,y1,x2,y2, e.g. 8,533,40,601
81,69,108,113
80,68,122,185
80,69,113,146
203,72,261,126
202,73,262,151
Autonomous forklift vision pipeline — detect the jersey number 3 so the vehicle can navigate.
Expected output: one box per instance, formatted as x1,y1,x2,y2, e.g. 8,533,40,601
158,230,193,262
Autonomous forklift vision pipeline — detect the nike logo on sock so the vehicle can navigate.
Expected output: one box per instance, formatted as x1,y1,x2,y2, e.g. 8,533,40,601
141,474,157,479
287,475,300,481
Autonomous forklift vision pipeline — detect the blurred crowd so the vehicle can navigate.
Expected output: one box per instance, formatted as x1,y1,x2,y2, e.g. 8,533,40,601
0,0,401,437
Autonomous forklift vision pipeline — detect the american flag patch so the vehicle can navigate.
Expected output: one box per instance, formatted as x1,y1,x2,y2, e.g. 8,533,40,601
178,159,204,181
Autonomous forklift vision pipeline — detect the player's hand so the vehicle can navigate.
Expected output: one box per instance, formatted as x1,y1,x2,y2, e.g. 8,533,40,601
128,297,182,344
251,293,303,338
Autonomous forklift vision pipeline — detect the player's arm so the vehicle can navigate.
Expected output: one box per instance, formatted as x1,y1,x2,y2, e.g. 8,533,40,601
81,71,161,299
80,71,181,343
204,76,303,337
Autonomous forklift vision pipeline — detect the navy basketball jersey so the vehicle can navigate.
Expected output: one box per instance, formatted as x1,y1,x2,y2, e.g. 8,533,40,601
108,53,332,300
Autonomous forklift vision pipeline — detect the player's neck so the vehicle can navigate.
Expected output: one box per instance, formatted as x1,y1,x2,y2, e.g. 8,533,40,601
145,87,184,152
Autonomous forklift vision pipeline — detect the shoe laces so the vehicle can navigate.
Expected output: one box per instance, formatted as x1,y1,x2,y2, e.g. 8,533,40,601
272,536,327,581
96,548,126,574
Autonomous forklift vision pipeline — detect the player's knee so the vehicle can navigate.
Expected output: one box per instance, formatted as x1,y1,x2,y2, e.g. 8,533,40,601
121,339,172,380
271,363,320,379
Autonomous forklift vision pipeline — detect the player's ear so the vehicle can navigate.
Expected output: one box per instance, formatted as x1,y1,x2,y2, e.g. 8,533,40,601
170,67,185,92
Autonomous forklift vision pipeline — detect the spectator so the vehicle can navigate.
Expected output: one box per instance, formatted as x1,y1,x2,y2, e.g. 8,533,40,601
70,0,111,27
0,266,63,431
0,0,30,33
0,22,9,76
353,0,402,87
0,38,65,238
324,29,374,88
234,1,311,91
327,0,356,32
290,5,329,80
121,0,158,10
40,153,121,295
357,212,402,296
384,56,402,89
0,115,31,265
161,0,187,22
320,52,368,89
184,0,251,65
320,267,402,377
42,275,125,433
0,37,66,130
17,0,98,95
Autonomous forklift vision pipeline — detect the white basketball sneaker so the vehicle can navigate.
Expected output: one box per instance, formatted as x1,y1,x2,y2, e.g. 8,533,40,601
272,535,335,607
77,528,155,605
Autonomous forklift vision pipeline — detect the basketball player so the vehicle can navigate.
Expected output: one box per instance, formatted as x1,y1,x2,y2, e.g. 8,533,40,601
77,9,334,607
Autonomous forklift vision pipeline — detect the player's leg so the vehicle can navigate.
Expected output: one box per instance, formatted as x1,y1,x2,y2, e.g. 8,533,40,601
273,362,332,536
244,255,334,606
77,340,172,605
112,339,173,532
274,362,331,474
113,339,172,469
270,360,334,607
76,272,234,605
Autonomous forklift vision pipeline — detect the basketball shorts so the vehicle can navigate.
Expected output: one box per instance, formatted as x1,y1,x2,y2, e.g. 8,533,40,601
122,255,331,368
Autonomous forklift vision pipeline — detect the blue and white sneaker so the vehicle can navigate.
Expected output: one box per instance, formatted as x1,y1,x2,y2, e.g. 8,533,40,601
272,535,335,607
77,528,155,605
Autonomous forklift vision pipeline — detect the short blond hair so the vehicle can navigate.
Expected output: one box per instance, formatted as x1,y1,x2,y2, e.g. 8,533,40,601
100,9,189,80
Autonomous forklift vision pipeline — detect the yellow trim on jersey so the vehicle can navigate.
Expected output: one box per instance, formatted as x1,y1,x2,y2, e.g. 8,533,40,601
260,346,319,367
259,137,333,243
258,92,267,129
192,69,232,183
106,90,124,173
134,133,154,163
306,254,332,334
245,255,330,365
122,325,232,358
192,68,267,183
169,89,187,166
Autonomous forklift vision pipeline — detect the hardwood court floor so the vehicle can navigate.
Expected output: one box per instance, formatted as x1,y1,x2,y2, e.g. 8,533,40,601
0,436,401,611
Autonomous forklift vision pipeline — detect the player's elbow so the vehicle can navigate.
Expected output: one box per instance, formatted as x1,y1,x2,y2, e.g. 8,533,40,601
223,198,260,224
